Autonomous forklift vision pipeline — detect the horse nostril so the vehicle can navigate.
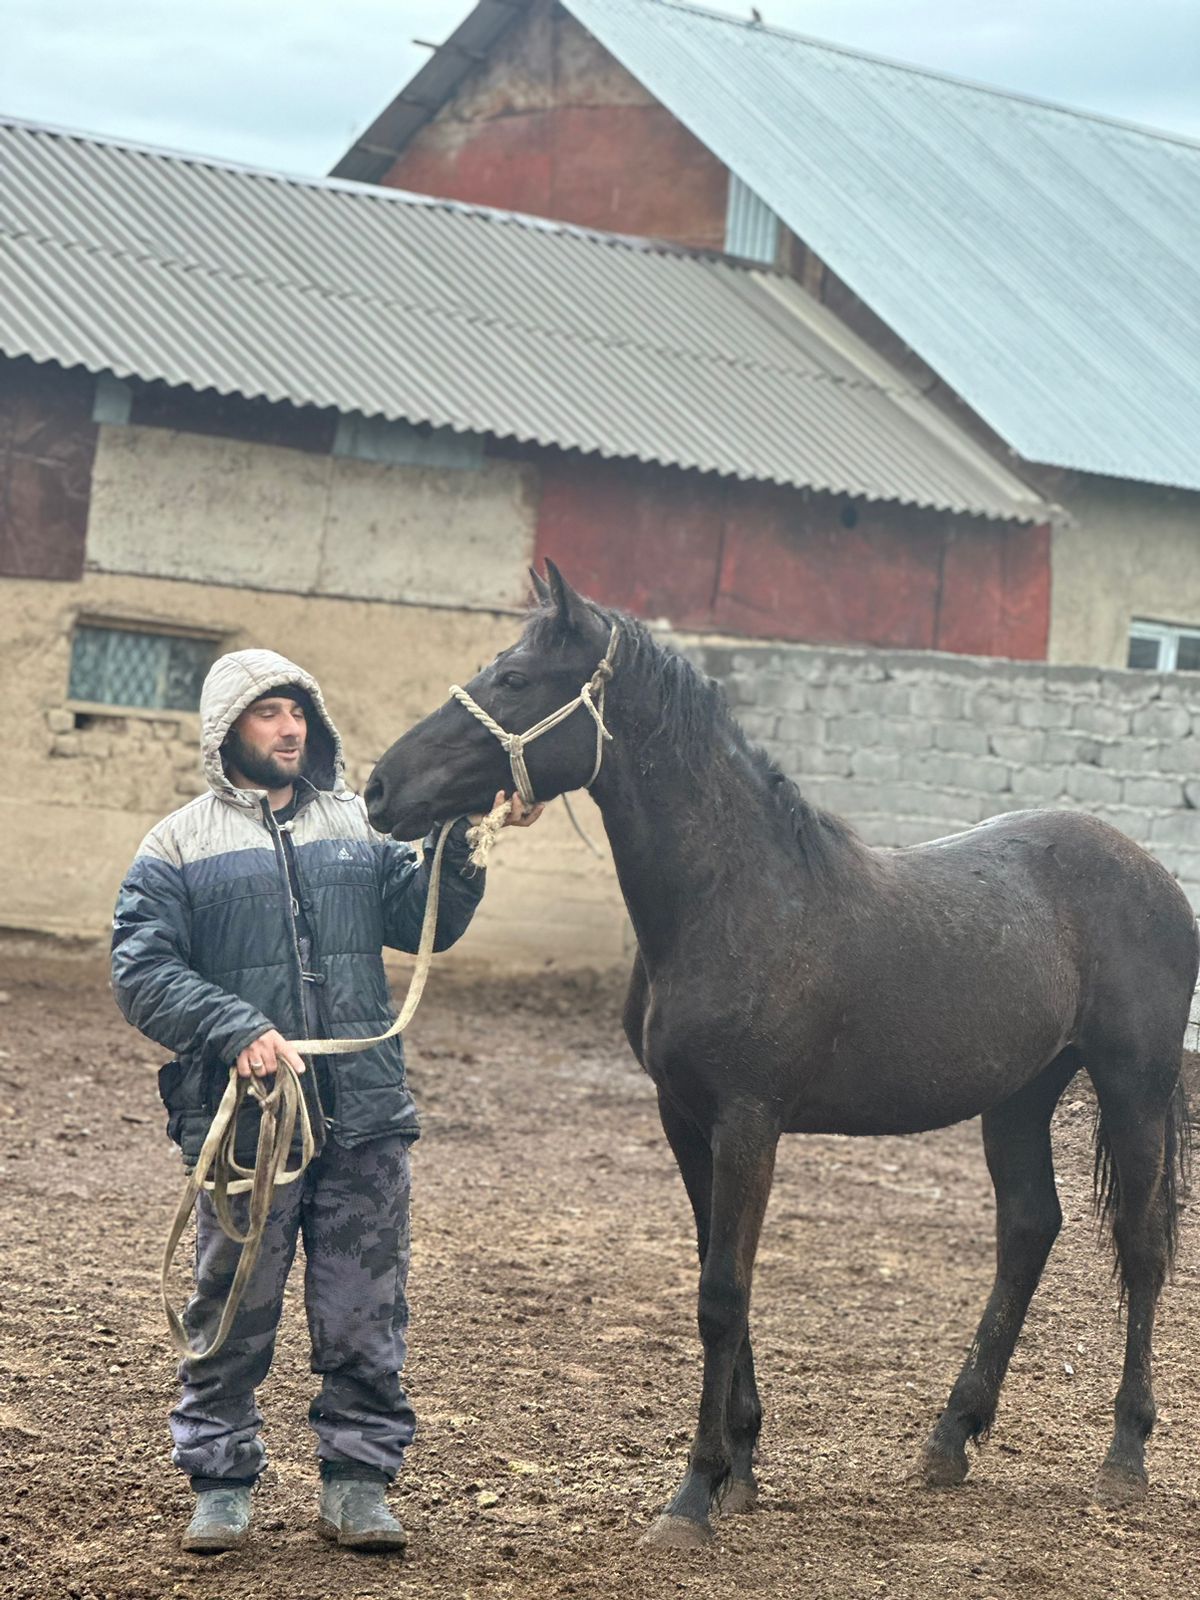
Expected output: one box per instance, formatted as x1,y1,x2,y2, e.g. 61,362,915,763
364,774,384,813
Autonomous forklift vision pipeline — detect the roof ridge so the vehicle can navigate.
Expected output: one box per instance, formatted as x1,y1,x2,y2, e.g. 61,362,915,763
629,0,1200,154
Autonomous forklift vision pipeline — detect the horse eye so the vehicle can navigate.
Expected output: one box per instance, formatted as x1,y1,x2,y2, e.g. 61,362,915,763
497,671,528,690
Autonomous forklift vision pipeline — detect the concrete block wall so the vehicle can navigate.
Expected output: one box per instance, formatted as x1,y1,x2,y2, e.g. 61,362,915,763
691,638,1200,1045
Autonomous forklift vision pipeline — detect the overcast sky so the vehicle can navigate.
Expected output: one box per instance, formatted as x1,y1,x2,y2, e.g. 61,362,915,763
3,0,1198,177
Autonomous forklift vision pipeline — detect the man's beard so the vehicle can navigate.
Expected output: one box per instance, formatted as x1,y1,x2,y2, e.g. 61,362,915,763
224,727,305,791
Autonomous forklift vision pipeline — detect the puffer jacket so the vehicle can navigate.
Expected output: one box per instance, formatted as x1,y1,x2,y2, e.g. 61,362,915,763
111,649,483,1163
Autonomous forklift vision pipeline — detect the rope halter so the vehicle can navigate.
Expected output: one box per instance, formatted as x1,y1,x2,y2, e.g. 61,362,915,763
448,624,619,807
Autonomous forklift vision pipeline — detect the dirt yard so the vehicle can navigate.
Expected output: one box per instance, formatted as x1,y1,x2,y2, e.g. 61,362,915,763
2,950,1199,1600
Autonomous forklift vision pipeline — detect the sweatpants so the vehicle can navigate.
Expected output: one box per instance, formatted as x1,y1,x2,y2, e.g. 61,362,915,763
169,1133,414,1485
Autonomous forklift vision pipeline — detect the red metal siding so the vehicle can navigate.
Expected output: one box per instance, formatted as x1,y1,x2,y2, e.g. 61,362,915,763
532,454,1050,659
383,6,729,249
0,358,97,581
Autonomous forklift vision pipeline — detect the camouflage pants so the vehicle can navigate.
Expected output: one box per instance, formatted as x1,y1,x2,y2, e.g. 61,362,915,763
170,1134,414,1485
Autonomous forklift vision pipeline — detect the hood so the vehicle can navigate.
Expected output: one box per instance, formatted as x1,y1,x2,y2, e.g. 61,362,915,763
199,649,347,808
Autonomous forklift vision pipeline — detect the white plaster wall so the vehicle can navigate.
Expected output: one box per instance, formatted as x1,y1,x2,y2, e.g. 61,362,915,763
87,425,538,611
1048,476,1200,667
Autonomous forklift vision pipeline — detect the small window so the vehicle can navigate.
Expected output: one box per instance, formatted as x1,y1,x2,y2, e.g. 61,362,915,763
1128,620,1200,673
68,623,217,712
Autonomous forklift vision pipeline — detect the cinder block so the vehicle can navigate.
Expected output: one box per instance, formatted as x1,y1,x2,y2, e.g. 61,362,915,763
875,719,934,750
737,710,780,743
1098,738,1159,771
1123,775,1186,810
1043,732,1102,765
774,710,823,746
867,682,913,717
933,721,990,755
988,728,1047,764
1017,699,1074,730
1071,701,1131,736
1132,703,1191,739
49,734,81,758
897,750,998,792
1155,738,1200,776
45,709,74,733
910,683,964,720
826,713,881,748
800,777,888,818
793,746,853,778
849,748,902,781
1065,766,1123,805
1149,811,1200,847
964,688,1018,727
804,683,857,715
1007,765,1066,802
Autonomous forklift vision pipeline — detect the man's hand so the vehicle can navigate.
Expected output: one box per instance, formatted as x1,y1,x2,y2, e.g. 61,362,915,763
500,790,545,828
235,1028,307,1079
467,791,546,828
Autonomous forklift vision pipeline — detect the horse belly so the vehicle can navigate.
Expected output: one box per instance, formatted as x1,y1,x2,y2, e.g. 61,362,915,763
781,1008,1074,1137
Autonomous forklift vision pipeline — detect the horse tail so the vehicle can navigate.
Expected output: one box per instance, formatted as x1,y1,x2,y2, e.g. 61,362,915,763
1092,1070,1192,1286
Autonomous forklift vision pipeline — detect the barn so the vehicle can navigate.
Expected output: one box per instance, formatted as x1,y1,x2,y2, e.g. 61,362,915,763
0,116,1042,956
335,0,1200,673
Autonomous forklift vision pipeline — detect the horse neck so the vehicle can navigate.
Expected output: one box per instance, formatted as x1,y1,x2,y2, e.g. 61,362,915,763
589,688,787,963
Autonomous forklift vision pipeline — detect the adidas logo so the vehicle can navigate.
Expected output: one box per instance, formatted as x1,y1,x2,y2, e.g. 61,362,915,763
336,846,352,860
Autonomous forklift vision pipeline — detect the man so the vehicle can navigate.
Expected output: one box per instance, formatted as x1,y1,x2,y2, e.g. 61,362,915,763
111,648,540,1555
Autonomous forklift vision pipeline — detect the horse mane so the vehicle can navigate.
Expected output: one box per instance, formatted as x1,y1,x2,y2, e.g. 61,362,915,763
527,603,862,876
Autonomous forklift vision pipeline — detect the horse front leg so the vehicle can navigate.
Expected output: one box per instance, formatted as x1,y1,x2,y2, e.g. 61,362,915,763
652,1093,763,1520
643,1105,778,1549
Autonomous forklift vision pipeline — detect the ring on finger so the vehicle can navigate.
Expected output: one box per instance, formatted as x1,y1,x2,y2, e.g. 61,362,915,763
249,1059,264,1068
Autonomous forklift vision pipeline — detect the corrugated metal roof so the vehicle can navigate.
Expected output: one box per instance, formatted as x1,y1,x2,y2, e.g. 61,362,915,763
0,117,1044,522
563,0,1200,493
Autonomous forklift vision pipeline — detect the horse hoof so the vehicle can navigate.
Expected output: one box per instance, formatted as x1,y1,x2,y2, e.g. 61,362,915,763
1093,1465,1148,1508
919,1449,969,1488
640,1514,713,1549
720,1480,758,1515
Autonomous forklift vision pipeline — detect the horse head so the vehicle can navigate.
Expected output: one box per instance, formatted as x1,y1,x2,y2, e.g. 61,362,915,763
365,562,615,838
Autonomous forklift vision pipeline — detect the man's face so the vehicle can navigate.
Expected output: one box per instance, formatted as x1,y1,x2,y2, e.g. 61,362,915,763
224,695,308,790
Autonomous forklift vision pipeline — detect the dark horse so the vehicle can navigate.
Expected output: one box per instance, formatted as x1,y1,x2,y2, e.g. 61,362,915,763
366,565,1197,1548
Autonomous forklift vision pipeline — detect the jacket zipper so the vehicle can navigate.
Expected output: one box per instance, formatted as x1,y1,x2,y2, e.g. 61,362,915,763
262,799,331,1136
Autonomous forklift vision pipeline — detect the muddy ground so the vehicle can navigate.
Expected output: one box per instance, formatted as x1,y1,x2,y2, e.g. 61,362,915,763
2,951,1199,1600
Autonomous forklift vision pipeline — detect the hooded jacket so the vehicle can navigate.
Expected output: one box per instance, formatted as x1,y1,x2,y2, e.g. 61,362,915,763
111,649,483,1163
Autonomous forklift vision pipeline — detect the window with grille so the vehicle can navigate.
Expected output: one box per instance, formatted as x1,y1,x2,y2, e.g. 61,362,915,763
1128,620,1200,673
68,623,217,712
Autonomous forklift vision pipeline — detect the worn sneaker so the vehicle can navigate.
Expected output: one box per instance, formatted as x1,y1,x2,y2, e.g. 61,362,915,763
181,1485,252,1553
317,1479,407,1551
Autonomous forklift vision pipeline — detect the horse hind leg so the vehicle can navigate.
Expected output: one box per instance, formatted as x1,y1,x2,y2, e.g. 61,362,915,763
1089,1057,1189,1507
921,1050,1078,1487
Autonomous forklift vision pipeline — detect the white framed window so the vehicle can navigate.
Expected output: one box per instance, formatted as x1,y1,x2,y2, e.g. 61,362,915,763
68,619,219,712
1128,620,1200,673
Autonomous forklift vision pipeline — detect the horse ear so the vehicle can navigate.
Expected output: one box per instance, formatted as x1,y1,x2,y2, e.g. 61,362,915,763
528,566,551,604
544,559,591,634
